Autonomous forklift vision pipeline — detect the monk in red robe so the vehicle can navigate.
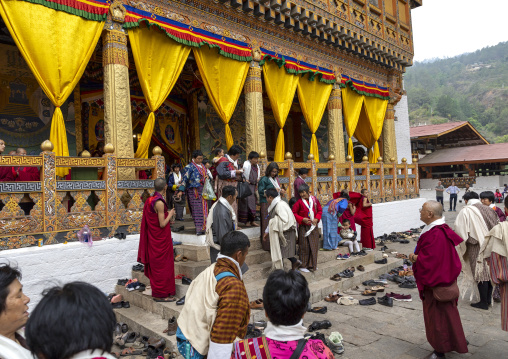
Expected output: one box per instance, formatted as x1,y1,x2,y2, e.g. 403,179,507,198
411,200,468,359
15,148,40,181
138,178,176,302
0,140,14,182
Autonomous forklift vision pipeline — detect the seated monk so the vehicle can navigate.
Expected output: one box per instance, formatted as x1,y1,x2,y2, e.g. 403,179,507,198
0,140,14,182
15,148,40,182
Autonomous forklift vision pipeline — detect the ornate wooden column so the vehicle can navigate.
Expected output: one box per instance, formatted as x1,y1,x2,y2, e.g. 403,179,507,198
327,85,346,164
245,48,267,157
102,4,134,179
382,103,397,164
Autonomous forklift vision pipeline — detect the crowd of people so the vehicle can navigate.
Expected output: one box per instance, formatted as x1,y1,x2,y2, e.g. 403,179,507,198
0,140,41,182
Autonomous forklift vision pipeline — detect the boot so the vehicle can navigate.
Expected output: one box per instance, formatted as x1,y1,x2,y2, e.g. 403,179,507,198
486,281,493,306
471,281,489,310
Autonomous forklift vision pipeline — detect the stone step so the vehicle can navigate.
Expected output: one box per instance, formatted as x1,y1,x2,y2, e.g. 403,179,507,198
116,257,401,322
113,306,182,358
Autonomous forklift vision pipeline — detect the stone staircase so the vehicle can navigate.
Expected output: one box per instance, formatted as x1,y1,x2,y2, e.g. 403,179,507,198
114,228,402,355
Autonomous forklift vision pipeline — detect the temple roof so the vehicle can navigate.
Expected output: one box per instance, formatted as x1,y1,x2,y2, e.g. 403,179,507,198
410,121,469,138
418,143,508,166
410,121,488,144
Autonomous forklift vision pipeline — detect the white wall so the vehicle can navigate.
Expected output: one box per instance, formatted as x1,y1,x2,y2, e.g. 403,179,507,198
0,236,139,310
394,94,412,164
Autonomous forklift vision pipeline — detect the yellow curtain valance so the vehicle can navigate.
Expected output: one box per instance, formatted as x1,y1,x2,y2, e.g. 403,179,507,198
297,74,333,163
129,26,190,159
193,45,249,150
0,0,104,176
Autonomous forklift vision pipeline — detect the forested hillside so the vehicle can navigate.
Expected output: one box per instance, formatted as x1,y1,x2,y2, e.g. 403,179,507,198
405,41,508,142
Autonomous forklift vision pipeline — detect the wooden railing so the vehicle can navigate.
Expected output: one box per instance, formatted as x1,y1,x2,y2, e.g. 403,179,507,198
261,153,419,206
0,143,419,250
0,141,165,250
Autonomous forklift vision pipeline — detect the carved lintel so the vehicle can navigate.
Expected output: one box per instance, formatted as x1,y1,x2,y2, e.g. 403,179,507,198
110,1,127,23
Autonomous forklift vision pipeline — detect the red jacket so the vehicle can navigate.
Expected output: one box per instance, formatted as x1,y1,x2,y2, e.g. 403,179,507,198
292,196,322,225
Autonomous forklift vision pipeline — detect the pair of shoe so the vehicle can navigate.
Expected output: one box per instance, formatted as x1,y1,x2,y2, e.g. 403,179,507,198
328,332,345,355
113,322,129,337
324,292,342,302
330,273,342,282
308,320,331,332
117,278,129,286
163,317,177,336
398,279,417,289
132,263,144,271
357,265,365,271
377,295,393,307
113,331,139,346
336,253,350,260
112,301,130,309
362,279,387,286
114,232,127,239
386,292,412,302
308,306,327,314
375,258,388,264
250,299,264,310
359,297,376,305
339,269,354,278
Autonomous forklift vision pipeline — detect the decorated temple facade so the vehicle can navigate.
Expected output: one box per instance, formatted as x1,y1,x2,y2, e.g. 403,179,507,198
0,0,421,249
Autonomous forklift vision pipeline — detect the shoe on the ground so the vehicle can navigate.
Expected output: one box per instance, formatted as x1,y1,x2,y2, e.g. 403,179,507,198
328,332,345,355
398,280,417,289
337,296,359,305
342,253,350,260
308,320,332,332
292,259,302,271
362,290,378,296
308,306,328,314
339,269,354,278
357,265,365,271
176,296,185,306
244,324,262,339
163,316,177,336
424,352,446,359
254,320,267,329
362,279,387,286
375,258,388,264
181,276,192,285
470,302,489,310
336,254,343,260
359,297,376,306
386,292,412,302
300,268,310,273
377,295,394,307
325,292,342,302
330,273,342,281
250,299,264,310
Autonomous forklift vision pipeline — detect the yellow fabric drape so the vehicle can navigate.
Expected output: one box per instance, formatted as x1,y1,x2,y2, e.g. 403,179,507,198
263,61,299,162
130,26,191,158
354,107,378,162
0,0,104,176
193,46,249,149
341,86,364,157
363,96,388,163
297,75,333,163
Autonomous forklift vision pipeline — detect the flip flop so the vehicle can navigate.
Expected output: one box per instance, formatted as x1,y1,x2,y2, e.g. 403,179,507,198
120,347,143,356
153,297,176,302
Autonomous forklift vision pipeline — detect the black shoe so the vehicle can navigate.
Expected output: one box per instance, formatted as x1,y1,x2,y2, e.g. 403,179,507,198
308,320,332,332
359,297,376,305
308,306,328,314
375,258,388,264
380,246,389,251
117,278,128,286
196,231,205,235
132,264,144,271
399,239,410,244
377,295,394,307
176,296,185,306
470,302,489,310
362,279,387,286
358,250,368,256
399,280,417,289
121,301,130,308
173,226,185,233
245,324,262,339
182,276,192,285
339,269,354,278
112,302,123,309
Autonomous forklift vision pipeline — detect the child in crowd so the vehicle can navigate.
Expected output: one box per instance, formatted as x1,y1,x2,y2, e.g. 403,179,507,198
338,219,360,258
495,189,503,203
292,185,322,272
210,148,224,180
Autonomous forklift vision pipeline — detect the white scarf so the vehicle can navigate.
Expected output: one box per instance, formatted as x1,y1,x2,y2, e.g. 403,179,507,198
172,171,182,185
264,320,307,342
269,176,280,190
192,159,203,168
302,196,316,237
226,154,238,169
205,197,237,250
267,195,281,213
0,331,32,359
419,216,446,237
242,160,260,182
219,196,237,223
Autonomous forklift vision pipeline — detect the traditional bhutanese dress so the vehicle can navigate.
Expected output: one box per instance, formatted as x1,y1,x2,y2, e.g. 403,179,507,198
179,161,208,234
292,196,323,271
215,156,240,216
258,176,281,251
238,162,258,224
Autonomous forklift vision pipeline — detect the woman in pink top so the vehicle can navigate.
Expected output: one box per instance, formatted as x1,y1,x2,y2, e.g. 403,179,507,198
232,270,334,359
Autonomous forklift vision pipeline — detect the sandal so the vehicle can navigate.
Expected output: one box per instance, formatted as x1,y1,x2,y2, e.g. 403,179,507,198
330,273,342,281
181,256,188,262
361,290,378,296
369,285,385,292
120,347,143,356
153,297,176,302
174,254,183,262
250,299,264,309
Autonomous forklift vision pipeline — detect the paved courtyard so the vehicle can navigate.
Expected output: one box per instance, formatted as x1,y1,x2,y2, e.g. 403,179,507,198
304,199,508,358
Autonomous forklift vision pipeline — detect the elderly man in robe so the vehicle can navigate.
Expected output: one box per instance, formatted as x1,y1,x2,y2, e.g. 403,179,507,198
411,200,468,359
263,188,299,271
138,178,176,302
455,191,499,310
479,195,508,331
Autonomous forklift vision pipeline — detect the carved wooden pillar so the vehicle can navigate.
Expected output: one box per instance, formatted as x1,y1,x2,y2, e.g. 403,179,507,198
73,85,83,154
327,86,345,164
41,140,57,234
382,103,397,164
103,4,134,179
104,143,118,235
245,60,267,157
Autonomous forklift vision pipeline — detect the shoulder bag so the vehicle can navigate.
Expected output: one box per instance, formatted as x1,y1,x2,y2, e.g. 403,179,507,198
432,281,459,302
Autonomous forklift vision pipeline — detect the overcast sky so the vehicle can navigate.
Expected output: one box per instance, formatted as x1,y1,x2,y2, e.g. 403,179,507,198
411,0,508,62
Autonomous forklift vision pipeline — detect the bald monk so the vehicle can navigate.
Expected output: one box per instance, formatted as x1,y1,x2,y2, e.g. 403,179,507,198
411,200,468,359
15,148,40,181
138,178,176,302
0,139,14,181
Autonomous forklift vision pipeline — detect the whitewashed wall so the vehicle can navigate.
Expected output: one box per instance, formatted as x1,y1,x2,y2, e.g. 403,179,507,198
394,94,412,164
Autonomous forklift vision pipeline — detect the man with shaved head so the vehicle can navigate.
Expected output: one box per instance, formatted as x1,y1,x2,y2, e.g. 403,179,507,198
411,200,468,359
14,148,40,181
138,178,176,302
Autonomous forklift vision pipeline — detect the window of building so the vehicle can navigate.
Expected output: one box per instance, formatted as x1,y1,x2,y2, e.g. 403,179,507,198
398,0,408,23
369,0,380,7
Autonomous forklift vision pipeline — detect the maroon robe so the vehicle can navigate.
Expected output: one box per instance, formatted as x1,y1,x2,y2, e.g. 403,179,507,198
293,177,306,200
16,167,40,181
332,192,356,231
414,224,468,354
351,192,375,249
137,192,175,298
0,166,14,181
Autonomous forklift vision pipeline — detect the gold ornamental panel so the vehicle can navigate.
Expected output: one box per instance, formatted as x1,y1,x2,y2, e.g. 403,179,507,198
117,158,156,168
0,156,43,166
56,157,106,167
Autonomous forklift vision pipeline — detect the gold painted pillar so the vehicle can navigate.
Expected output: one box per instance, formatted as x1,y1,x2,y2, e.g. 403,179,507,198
73,85,83,154
327,86,345,163
244,61,267,156
102,5,134,179
382,103,397,163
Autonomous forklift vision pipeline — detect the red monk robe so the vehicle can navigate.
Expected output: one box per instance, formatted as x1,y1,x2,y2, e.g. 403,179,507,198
138,192,175,298
413,224,468,355
0,166,14,181
333,191,374,248
15,167,40,181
